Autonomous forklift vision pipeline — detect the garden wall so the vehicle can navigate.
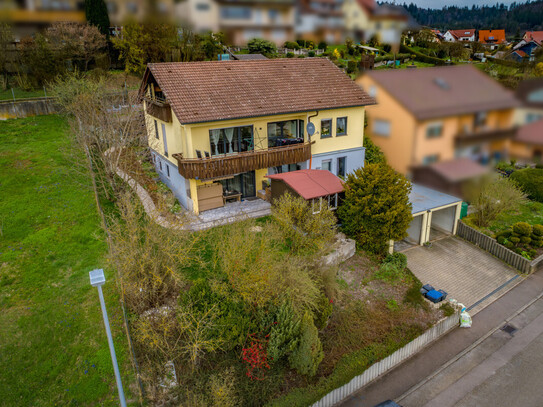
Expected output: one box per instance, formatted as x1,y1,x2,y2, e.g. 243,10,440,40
311,312,460,407
0,98,61,120
456,220,541,273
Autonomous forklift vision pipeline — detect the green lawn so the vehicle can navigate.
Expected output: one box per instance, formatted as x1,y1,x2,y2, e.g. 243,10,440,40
464,200,543,236
0,115,136,406
0,87,49,101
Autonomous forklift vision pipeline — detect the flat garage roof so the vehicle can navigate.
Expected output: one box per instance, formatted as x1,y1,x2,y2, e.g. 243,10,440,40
410,183,462,215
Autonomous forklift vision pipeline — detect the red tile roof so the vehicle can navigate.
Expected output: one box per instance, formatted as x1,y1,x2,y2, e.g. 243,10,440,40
364,65,520,120
428,158,489,182
479,29,506,44
448,29,476,39
516,119,543,146
141,59,375,124
267,169,344,200
523,31,543,45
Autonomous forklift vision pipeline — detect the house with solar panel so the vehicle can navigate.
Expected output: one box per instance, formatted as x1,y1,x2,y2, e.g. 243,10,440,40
138,58,375,214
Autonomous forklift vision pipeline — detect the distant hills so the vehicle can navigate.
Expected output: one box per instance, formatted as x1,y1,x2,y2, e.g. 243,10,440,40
395,1,543,37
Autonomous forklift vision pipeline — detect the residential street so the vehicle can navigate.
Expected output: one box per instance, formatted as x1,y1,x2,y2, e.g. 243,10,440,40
340,267,543,407
400,295,543,407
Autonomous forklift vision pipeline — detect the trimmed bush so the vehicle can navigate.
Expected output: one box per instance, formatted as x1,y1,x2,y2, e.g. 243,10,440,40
286,52,294,58
533,224,543,237
308,50,315,57
510,236,520,244
347,60,357,73
288,312,323,377
521,236,532,244
400,43,449,66
512,222,532,237
510,168,543,202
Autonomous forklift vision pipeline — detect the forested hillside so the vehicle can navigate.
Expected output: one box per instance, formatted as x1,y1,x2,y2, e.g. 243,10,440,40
396,1,543,37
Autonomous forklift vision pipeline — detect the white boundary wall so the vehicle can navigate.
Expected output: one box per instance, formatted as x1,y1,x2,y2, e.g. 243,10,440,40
311,312,460,407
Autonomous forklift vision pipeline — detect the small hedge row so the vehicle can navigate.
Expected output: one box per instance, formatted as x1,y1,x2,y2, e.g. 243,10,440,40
374,53,411,63
510,168,543,203
400,44,449,66
496,222,543,260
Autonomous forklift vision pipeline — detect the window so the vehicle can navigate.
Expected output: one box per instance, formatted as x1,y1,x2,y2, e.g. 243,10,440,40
221,6,251,19
166,164,170,178
267,120,304,147
154,120,159,139
474,112,487,128
272,29,286,41
426,122,443,138
337,156,346,177
269,9,278,21
322,159,332,172
196,2,210,10
336,117,347,136
368,85,377,98
209,126,254,156
328,193,338,210
272,163,300,174
321,119,332,138
162,123,168,157
158,160,163,172
527,113,543,123
423,154,439,165
373,119,391,137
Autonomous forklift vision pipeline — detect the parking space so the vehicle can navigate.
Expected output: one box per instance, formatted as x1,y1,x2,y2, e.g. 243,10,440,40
405,237,519,313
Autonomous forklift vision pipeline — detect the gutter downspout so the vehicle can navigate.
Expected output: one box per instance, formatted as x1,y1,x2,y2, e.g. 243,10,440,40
307,111,319,169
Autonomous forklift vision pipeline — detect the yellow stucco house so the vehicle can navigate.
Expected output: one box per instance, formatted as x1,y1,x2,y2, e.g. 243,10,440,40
139,58,375,214
357,65,520,195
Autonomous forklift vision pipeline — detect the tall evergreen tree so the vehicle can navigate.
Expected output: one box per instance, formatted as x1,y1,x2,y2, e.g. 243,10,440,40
85,0,110,37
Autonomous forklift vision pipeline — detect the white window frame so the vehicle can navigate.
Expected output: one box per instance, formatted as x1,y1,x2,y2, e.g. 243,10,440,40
328,193,338,210
322,159,332,172
166,163,170,178
426,121,443,138
158,159,163,172
373,119,391,137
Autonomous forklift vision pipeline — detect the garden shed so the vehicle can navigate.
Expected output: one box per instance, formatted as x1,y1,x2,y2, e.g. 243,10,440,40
267,169,344,213
401,184,463,247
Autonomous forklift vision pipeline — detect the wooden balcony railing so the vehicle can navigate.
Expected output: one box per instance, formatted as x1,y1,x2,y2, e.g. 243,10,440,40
173,142,313,180
143,96,172,122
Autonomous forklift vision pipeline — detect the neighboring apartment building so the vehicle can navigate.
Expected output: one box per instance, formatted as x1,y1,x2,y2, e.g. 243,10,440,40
139,58,375,214
357,65,519,180
478,29,506,50
511,78,543,161
176,0,295,45
296,0,344,44
1,0,85,40
106,0,176,26
443,29,476,42
343,0,416,49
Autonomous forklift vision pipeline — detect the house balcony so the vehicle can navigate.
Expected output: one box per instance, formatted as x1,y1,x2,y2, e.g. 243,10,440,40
173,142,313,180
455,126,517,147
143,96,172,123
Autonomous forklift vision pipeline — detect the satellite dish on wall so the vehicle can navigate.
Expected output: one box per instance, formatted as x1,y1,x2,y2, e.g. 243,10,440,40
306,122,316,136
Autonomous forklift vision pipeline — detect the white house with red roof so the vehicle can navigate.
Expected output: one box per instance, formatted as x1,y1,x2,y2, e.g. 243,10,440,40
443,29,476,42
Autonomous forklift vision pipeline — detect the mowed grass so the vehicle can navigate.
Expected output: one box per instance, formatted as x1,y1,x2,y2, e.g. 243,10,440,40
0,115,136,406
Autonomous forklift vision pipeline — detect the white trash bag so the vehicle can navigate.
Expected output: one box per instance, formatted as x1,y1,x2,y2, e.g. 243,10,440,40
459,306,472,328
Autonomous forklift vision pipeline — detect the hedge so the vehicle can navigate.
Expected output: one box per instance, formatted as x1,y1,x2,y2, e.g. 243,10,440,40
486,56,524,68
510,168,543,202
400,44,449,66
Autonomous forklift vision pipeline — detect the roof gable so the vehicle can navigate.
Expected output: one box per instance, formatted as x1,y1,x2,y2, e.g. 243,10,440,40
479,29,506,44
141,59,375,124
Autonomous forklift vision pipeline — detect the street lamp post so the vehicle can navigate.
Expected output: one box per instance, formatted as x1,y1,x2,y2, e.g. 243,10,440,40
89,269,127,407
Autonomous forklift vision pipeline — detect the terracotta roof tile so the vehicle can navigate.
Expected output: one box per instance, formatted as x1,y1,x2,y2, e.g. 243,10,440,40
479,29,506,44
267,169,344,200
143,59,375,124
428,158,489,182
516,119,543,146
523,31,543,45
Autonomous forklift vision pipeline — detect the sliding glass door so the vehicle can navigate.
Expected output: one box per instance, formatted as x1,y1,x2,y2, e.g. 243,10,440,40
219,171,256,198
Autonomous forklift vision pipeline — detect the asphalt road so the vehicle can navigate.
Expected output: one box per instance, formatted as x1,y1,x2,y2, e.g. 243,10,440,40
400,296,543,407
340,268,543,407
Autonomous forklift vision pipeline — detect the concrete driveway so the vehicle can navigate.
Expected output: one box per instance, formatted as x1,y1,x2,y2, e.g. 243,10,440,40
405,237,519,314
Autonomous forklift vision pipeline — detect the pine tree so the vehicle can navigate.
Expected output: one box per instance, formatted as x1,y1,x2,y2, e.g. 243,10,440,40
288,312,323,377
85,0,110,37
268,300,301,362
337,163,412,254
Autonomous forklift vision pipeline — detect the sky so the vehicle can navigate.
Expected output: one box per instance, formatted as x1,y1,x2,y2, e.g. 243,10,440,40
403,0,534,8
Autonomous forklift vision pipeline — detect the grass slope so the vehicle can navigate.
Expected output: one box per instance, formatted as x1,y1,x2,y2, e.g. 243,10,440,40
0,115,135,406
